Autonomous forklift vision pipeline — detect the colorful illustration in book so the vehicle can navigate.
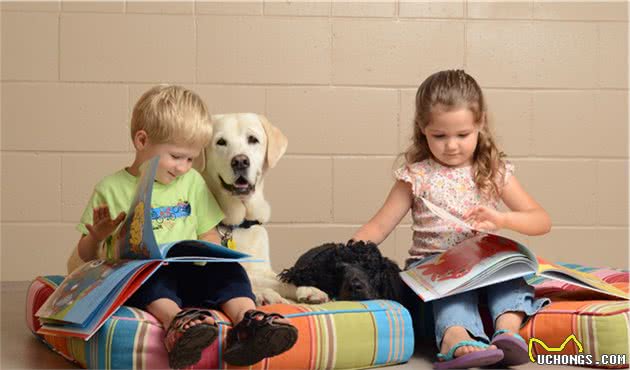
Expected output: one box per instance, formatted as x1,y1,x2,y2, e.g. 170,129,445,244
36,157,256,340
129,201,147,257
416,233,520,282
401,198,628,302
45,260,114,318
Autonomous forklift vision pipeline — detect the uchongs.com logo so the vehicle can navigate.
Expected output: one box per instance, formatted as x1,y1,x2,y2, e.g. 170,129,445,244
528,334,627,367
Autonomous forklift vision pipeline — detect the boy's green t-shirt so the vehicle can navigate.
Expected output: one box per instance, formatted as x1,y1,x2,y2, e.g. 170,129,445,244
77,168,224,248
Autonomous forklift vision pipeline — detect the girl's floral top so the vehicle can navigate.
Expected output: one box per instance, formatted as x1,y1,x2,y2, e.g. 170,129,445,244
394,157,514,259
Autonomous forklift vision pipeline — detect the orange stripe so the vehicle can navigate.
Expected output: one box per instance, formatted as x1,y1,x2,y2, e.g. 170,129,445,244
384,302,394,364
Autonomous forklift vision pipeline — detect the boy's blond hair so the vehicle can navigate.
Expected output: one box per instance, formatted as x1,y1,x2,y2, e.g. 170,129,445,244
131,85,212,148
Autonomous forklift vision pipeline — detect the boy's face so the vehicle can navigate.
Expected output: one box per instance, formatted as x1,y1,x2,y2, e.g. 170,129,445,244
144,142,203,184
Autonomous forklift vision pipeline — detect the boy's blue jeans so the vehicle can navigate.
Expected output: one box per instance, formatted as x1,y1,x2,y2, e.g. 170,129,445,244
432,277,550,348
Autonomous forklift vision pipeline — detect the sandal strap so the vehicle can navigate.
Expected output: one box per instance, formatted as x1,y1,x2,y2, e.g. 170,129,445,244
241,310,285,327
243,310,285,321
437,340,489,361
492,329,525,343
229,310,287,343
167,308,214,335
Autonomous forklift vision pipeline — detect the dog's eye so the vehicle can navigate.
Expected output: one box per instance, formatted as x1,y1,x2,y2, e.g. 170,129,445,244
248,135,259,144
216,138,227,146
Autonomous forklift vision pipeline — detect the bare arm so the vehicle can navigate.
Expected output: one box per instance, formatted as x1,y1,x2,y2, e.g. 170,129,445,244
352,180,413,245
75,205,126,264
465,176,551,235
199,228,222,245
77,233,101,262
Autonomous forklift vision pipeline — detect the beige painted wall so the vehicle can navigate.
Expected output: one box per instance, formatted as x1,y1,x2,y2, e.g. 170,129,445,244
1,1,628,281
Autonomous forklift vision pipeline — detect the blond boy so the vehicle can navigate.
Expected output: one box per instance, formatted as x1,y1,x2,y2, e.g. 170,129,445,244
68,85,297,368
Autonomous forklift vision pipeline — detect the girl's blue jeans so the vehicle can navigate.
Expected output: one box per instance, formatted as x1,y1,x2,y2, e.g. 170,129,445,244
432,277,549,348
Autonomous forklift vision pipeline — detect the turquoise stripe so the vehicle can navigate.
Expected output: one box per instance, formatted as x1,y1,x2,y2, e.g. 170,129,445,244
46,275,65,286
87,317,136,369
386,300,414,363
392,300,415,363
94,319,107,369
110,306,137,319
110,319,136,369
360,300,401,366
284,307,389,318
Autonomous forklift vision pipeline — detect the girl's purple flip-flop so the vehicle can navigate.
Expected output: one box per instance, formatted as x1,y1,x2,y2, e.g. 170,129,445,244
491,330,529,366
434,340,504,370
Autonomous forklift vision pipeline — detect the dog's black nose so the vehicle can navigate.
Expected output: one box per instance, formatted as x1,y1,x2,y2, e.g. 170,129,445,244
351,280,365,292
231,155,250,170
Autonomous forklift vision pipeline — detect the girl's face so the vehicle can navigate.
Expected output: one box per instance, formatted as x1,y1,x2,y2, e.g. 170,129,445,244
421,107,480,168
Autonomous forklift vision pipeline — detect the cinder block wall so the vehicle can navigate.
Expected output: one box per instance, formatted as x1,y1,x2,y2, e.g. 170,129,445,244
1,1,628,281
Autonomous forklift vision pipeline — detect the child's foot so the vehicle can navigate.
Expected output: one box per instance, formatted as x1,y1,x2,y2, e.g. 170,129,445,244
440,326,498,358
223,310,298,366
165,309,219,369
181,313,215,330
434,326,504,370
492,311,528,366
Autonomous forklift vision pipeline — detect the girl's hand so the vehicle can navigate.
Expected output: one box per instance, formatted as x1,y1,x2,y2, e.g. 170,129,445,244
85,205,126,242
464,206,506,232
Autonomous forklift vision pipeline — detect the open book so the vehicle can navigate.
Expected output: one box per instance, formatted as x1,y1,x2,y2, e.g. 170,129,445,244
36,157,257,339
400,198,629,302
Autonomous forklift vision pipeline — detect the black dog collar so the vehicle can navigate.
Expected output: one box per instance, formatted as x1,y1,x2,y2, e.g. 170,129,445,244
220,219,261,230
217,220,262,250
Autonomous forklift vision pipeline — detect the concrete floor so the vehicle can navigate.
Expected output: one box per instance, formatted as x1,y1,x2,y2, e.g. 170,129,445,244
2,281,574,370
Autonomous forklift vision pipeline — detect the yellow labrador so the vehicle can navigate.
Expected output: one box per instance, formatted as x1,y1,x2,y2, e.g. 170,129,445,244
200,113,329,305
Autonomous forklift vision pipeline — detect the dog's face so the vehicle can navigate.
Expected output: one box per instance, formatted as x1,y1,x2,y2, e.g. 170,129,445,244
279,241,404,302
337,262,379,300
205,113,287,198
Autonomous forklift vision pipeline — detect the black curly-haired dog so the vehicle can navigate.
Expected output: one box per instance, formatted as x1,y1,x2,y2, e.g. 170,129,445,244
278,241,406,302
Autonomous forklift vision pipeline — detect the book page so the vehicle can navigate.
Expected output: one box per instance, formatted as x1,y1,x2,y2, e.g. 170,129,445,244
538,263,628,300
401,198,537,301
109,157,162,261
421,197,477,232
36,259,148,323
160,240,253,260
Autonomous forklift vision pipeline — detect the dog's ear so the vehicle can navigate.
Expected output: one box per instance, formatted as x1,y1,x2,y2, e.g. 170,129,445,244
193,118,215,173
192,115,216,173
192,147,207,173
258,114,288,169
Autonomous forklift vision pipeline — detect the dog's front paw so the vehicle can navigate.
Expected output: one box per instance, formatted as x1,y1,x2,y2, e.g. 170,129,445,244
296,286,329,304
255,288,291,306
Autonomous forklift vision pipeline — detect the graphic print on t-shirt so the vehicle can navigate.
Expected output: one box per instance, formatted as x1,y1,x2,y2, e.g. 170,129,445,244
151,201,191,230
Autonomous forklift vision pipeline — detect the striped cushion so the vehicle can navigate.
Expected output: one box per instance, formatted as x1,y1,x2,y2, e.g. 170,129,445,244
519,300,629,369
26,276,414,369
522,263,629,368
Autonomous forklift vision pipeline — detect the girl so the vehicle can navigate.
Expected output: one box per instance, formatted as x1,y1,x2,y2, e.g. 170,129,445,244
351,70,551,369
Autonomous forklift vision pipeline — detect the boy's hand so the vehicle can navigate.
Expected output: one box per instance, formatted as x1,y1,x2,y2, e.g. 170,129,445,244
85,205,126,242
463,206,506,232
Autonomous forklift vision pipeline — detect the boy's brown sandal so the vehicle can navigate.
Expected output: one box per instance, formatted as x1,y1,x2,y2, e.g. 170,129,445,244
164,308,218,369
223,310,298,366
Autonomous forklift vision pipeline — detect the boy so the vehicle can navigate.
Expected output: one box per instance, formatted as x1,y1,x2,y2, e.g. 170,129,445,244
67,85,297,369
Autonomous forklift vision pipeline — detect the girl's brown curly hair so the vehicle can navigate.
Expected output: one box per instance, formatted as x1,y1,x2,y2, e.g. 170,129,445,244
402,70,507,200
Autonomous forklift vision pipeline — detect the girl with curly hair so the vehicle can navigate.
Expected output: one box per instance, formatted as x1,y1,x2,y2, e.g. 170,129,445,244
352,70,551,369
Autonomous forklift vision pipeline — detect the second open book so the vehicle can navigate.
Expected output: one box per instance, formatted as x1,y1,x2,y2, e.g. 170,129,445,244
35,157,258,339
400,198,629,302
